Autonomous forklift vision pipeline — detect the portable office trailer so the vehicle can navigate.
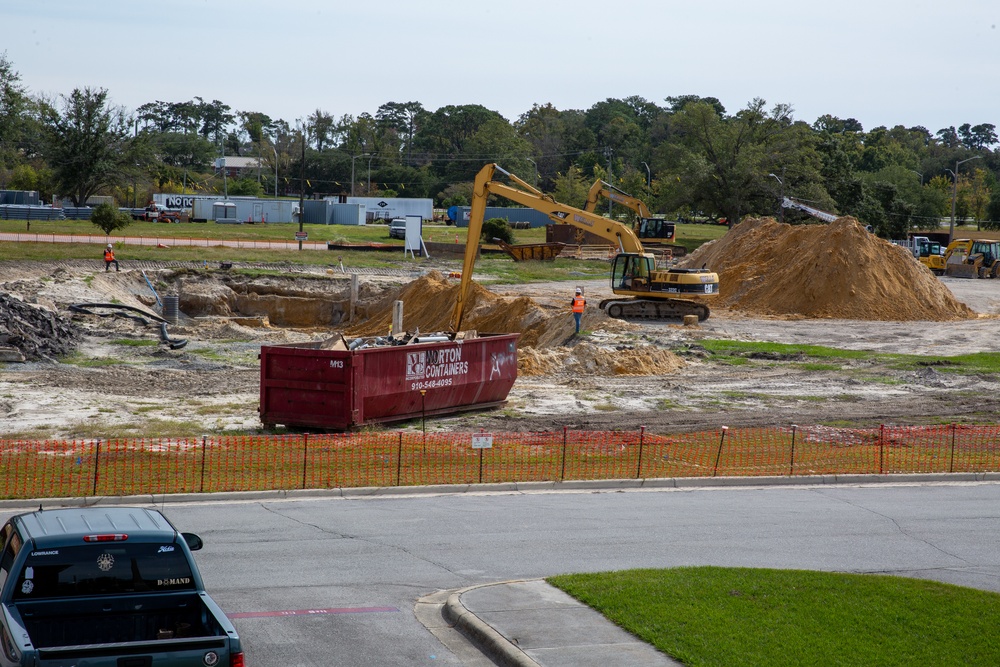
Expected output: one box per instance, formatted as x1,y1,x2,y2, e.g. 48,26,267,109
303,200,365,225
0,190,40,206
338,197,433,223
193,197,298,223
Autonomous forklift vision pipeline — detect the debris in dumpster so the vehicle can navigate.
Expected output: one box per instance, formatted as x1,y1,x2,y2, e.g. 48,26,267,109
317,329,478,352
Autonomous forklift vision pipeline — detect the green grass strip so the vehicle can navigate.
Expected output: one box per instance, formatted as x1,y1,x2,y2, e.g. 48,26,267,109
549,566,1000,666
700,340,1000,374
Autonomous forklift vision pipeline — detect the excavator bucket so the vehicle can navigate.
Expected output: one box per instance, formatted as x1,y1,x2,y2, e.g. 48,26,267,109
945,263,979,278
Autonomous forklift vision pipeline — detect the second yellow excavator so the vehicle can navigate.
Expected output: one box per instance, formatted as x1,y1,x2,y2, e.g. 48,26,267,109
450,164,719,331
583,180,687,257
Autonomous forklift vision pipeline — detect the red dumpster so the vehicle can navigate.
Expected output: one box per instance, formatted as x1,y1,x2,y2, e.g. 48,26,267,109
259,333,519,430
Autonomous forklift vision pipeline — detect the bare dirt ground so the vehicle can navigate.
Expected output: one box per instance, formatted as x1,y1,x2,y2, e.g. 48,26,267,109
1,257,999,440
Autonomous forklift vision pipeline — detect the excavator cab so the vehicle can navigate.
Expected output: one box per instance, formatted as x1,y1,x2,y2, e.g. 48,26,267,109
612,253,654,291
635,218,675,242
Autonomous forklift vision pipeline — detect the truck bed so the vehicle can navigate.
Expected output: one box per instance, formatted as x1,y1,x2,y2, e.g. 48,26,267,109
15,592,225,649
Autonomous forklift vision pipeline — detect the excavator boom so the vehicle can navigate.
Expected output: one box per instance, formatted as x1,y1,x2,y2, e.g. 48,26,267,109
450,164,718,331
582,179,682,251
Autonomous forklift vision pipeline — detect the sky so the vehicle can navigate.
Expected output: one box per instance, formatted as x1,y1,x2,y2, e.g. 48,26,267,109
2,0,998,134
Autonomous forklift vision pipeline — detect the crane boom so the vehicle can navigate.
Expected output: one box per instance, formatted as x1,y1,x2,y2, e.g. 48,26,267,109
781,197,838,223
450,164,718,331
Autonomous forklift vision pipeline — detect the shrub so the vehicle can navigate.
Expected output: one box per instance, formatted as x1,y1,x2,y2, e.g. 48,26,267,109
90,202,133,236
482,217,515,245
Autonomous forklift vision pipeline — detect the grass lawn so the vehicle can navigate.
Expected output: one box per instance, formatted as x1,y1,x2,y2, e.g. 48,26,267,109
699,340,1000,375
549,567,1000,666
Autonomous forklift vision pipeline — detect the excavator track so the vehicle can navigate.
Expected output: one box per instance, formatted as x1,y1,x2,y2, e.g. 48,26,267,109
599,298,710,322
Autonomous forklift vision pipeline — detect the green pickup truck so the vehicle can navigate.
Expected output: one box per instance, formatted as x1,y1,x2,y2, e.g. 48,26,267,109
0,507,243,667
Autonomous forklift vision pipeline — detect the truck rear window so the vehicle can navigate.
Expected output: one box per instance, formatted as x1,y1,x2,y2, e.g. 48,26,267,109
13,542,195,599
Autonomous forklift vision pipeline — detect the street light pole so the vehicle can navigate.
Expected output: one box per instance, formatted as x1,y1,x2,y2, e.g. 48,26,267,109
909,170,924,185
641,161,651,188
272,145,278,198
768,173,784,223
948,156,983,242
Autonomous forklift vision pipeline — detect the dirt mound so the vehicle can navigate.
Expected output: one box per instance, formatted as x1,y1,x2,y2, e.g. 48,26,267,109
683,217,975,321
518,343,684,377
346,270,578,347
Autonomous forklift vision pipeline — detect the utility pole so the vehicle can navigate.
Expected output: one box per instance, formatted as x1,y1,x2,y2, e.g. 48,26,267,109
949,156,982,242
769,173,784,223
298,130,305,250
604,147,613,217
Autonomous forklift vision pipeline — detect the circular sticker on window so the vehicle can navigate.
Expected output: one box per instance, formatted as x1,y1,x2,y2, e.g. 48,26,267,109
97,553,115,572
20,580,33,595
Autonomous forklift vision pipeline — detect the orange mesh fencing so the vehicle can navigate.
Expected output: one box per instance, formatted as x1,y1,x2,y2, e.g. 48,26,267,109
0,424,999,500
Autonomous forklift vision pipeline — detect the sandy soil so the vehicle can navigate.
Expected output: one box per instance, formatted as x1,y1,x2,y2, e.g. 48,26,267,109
2,260,999,439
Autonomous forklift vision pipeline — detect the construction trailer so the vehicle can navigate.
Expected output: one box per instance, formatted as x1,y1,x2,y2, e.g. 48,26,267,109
326,196,433,223
191,197,298,223
302,201,366,225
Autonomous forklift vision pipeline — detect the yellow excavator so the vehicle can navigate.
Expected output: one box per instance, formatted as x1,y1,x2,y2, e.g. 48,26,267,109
450,164,719,331
583,180,687,256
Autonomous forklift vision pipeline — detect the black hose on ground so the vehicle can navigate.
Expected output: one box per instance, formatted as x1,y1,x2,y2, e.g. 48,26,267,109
69,302,187,349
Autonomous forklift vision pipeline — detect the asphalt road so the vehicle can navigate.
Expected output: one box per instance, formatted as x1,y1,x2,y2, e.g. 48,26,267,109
10,482,1000,666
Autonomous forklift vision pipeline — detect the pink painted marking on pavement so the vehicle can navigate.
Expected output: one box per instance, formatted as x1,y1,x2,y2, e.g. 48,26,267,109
229,606,399,619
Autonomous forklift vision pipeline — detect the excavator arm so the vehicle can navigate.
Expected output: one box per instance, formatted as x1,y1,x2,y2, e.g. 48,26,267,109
582,179,680,248
450,164,719,331
584,180,654,218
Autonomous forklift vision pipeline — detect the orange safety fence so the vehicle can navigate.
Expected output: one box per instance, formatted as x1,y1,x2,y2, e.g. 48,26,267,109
0,424,999,500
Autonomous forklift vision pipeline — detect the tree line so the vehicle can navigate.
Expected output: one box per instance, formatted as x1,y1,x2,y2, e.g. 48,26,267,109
1,53,998,237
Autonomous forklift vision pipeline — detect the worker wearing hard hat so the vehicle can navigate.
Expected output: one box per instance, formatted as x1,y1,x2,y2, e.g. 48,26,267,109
571,287,586,334
103,243,120,272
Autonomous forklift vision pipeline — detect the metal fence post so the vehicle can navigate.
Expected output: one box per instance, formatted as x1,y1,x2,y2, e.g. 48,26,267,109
713,427,728,477
199,435,208,493
301,433,309,490
560,426,568,481
636,426,645,479
878,424,885,474
949,422,957,473
92,439,101,496
396,432,403,487
789,425,797,476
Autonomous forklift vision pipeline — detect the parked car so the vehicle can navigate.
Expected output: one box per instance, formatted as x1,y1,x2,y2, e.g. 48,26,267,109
388,218,407,239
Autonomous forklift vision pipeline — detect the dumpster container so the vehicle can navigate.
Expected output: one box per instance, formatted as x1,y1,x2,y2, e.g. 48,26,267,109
259,333,519,430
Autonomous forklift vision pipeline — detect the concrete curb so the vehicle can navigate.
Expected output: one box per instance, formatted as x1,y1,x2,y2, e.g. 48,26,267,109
441,580,542,667
3,472,998,510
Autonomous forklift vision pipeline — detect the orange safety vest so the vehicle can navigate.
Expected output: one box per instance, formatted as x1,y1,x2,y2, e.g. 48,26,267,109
104,249,115,261
572,296,586,313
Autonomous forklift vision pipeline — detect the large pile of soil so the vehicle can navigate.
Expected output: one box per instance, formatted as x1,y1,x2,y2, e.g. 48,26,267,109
683,217,975,321
346,270,576,348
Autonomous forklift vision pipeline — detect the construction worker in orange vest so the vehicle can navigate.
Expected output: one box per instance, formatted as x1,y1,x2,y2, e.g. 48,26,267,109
103,243,120,272
571,287,586,334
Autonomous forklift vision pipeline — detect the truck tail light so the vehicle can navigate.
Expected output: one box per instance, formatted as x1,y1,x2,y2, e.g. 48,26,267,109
230,651,245,667
82,534,128,542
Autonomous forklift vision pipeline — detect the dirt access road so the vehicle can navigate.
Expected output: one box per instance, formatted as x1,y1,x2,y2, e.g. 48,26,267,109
1,260,999,440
